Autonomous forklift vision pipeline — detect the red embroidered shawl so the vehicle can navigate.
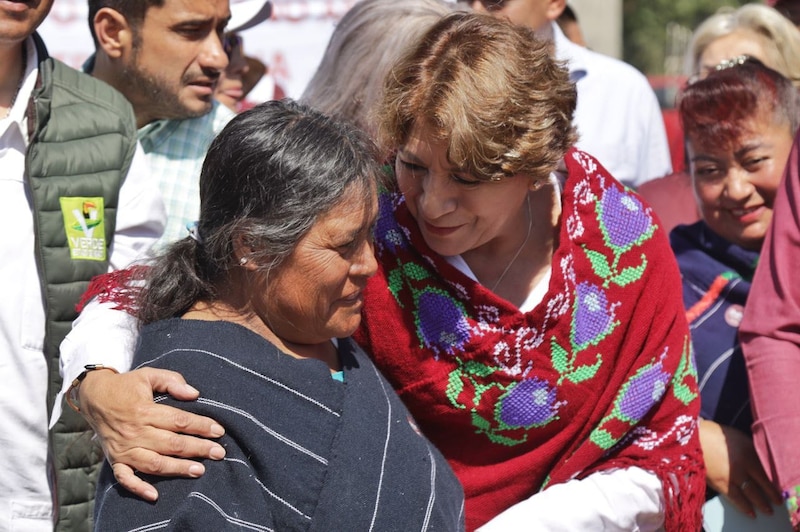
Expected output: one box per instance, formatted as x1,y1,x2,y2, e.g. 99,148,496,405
355,149,705,531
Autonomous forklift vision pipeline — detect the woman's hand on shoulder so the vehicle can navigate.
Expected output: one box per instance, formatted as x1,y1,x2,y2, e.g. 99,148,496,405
699,418,782,517
77,367,226,501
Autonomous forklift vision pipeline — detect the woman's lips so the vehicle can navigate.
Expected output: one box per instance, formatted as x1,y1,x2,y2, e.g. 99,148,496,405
423,221,462,236
340,290,363,304
730,205,765,224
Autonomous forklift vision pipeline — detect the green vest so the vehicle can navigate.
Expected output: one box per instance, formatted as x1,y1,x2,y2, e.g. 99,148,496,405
27,34,137,532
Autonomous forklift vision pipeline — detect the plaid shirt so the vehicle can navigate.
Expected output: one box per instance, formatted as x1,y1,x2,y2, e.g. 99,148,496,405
138,102,234,247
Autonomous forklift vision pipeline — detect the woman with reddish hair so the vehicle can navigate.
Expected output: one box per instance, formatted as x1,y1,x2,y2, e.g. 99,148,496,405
672,56,800,526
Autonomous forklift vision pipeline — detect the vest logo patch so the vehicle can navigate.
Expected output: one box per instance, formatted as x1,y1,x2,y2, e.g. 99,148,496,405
60,197,106,261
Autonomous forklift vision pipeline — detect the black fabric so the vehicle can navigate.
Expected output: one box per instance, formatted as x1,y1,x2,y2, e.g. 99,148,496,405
94,319,465,531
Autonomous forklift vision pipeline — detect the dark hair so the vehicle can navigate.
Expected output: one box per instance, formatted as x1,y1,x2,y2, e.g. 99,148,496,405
559,4,578,24
377,12,577,184
87,0,165,45
679,57,800,151
137,99,385,324
774,0,800,27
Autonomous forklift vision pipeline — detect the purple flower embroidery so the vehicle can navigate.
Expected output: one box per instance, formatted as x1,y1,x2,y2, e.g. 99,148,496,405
376,193,405,252
498,378,560,428
618,362,671,422
416,289,470,355
600,187,652,249
573,281,615,347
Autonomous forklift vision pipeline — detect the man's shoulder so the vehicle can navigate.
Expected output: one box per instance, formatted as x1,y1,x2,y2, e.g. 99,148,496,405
139,103,234,168
210,101,235,134
577,47,650,87
168,102,234,137
34,57,137,147
47,58,132,110
553,25,652,94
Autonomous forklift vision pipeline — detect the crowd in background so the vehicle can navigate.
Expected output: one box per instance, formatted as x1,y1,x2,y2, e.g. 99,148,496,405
4,0,800,531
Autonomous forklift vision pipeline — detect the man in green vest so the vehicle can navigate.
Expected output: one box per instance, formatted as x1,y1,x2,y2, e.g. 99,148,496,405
49,0,271,526
0,0,166,530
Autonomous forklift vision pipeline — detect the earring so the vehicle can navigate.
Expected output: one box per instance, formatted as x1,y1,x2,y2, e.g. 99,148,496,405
239,257,248,266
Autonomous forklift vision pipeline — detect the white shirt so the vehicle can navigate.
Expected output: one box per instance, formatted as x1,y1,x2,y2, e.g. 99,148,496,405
0,38,165,531
137,102,233,247
553,23,672,188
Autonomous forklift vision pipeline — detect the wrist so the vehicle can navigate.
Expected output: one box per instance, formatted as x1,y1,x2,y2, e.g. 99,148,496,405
66,364,119,413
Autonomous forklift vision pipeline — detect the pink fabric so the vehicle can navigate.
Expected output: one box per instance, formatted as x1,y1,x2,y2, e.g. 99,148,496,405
662,108,685,174
740,132,800,494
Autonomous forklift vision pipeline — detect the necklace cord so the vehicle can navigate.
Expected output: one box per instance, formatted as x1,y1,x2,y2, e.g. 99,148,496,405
490,193,533,292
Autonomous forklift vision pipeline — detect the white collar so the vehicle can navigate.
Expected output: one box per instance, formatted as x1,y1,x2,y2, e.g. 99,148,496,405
551,21,588,81
2,36,40,146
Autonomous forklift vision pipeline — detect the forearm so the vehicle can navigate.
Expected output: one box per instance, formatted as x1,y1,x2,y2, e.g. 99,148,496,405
51,298,139,427
476,467,663,532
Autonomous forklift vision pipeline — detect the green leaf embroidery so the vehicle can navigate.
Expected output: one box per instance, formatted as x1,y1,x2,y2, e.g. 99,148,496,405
403,262,430,281
472,411,492,431
610,257,647,287
387,268,404,303
551,337,569,374
589,427,617,450
463,360,496,378
566,353,602,384
672,338,698,406
472,382,497,408
584,247,613,279
446,370,466,409
485,431,528,446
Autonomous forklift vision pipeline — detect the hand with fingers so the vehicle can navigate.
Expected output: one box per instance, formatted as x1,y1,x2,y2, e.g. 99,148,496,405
75,367,226,501
699,418,783,518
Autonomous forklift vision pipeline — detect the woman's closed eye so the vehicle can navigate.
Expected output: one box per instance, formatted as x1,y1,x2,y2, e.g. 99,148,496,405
398,159,427,175
693,162,724,181
336,237,362,256
451,173,481,187
743,156,767,170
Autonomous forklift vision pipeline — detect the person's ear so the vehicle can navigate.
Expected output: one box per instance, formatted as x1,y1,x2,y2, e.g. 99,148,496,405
546,0,567,22
93,8,133,59
233,233,261,271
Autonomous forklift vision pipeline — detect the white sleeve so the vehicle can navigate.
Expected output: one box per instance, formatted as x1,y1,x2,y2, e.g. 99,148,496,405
476,467,665,532
633,85,673,187
106,142,166,270
50,143,164,427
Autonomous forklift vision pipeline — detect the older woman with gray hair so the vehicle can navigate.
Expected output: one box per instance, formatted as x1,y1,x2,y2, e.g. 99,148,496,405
90,99,465,531
300,0,461,135
687,3,800,84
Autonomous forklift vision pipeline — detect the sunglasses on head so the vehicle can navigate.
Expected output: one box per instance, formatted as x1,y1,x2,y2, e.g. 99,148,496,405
688,55,764,85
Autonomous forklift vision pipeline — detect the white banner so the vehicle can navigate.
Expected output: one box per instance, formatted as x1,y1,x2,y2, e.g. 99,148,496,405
38,0,358,102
